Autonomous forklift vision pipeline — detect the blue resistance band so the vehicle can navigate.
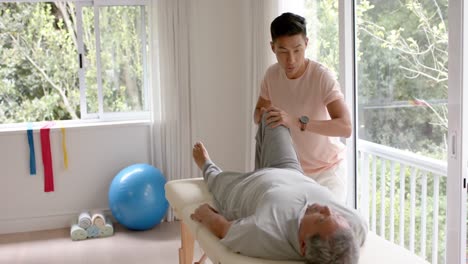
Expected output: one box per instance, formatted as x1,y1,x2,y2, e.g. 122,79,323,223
27,123,36,175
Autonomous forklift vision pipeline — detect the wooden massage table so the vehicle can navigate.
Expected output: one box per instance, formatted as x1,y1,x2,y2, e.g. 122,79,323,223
165,178,429,264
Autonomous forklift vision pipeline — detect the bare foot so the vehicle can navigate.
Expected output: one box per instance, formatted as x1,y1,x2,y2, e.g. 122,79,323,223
192,142,211,170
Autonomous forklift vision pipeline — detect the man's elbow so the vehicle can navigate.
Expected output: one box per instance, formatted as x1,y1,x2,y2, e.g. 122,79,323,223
253,113,260,125
343,122,352,138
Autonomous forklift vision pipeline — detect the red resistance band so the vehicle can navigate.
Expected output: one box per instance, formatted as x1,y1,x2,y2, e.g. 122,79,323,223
40,125,54,192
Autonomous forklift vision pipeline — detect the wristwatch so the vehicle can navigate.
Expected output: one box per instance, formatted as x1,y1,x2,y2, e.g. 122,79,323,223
299,116,309,131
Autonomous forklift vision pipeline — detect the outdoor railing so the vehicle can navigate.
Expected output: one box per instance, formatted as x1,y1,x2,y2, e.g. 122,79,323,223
357,139,447,264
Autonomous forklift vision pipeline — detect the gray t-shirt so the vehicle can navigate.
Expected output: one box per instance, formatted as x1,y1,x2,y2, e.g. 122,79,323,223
216,167,367,260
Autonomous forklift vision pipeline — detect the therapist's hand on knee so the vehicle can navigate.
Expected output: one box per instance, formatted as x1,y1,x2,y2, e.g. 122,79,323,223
265,106,295,129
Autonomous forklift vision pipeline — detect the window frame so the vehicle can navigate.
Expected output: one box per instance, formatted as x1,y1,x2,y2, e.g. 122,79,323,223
339,0,357,208
446,0,467,263
0,0,151,128
76,0,150,121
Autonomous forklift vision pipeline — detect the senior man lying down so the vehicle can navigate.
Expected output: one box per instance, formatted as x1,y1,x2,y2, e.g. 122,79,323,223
190,114,368,264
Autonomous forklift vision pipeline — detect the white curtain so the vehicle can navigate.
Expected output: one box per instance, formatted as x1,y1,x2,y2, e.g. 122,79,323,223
245,1,279,170
150,0,196,221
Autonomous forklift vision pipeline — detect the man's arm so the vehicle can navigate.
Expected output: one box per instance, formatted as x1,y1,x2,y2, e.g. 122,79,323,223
190,203,232,239
305,98,352,137
254,96,272,124
265,98,352,138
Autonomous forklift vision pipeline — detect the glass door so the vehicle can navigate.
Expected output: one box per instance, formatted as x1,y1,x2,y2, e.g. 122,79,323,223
355,0,450,263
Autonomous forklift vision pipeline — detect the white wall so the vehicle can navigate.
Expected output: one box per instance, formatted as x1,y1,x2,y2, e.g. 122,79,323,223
189,0,251,172
0,1,253,234
0,123,151,234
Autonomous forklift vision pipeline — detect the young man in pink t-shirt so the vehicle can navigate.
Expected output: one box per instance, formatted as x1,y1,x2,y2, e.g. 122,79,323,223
253,12,352,203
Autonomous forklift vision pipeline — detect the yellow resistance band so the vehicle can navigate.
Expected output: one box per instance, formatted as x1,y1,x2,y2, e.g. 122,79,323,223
61,127,69,169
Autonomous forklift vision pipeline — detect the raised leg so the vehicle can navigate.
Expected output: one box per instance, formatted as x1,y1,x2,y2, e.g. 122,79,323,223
179,221,195,264
255,113,303,172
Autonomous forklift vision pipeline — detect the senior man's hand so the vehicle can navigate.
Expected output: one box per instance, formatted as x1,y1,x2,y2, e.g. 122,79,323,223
190,203,219,223
190,203,231,239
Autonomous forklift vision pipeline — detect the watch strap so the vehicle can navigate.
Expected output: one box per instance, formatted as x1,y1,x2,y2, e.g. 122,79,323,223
300,122,306,131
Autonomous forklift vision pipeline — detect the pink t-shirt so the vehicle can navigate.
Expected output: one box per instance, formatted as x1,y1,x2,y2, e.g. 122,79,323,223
260,59,345,174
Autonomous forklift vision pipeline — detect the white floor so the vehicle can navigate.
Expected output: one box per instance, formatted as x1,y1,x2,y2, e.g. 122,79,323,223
0,221,209,264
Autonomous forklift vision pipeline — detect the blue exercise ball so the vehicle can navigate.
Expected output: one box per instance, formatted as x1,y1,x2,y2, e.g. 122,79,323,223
108,164,168,230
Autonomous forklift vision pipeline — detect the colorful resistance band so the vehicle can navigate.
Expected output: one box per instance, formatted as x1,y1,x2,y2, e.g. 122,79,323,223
27,123,36,175
40,123,54,192
61,127,68,169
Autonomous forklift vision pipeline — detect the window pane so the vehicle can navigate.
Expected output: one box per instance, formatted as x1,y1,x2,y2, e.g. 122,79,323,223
356,0,448,263
97,5,147,113
0,2,80,123
357,0,448,160
304,0,339,77
82,6,98,114
82,5,147,115
0,2,149,124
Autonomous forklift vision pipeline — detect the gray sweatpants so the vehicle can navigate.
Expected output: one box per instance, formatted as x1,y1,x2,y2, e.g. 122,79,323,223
202,114,303,211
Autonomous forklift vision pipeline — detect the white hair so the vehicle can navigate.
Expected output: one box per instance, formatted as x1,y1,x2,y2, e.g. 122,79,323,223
304,227,359,264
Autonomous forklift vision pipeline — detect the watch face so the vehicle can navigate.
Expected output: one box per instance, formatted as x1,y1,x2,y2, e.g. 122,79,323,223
300,116,309,124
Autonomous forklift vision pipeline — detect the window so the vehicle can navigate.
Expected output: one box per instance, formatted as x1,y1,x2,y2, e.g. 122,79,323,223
0,0,149,125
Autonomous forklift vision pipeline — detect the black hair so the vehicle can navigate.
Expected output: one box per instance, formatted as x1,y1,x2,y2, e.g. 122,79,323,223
270,12,307,42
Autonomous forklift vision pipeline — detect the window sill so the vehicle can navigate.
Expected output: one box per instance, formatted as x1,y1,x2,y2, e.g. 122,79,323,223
0,119,152,136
